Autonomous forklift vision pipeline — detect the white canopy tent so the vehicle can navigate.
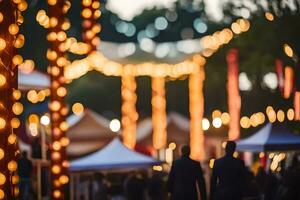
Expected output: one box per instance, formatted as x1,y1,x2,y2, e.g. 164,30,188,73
18,70,50,91
70,138,161,171
67,109,117,157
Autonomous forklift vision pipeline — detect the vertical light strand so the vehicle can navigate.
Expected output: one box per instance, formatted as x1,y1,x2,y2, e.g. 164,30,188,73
0,0,27,199
284,66,294,99
275,59,284,94
81,0,101,53
151,77,167,150
121,71,138,149
226,49,241,141
47,0,71,199
189,55,206,161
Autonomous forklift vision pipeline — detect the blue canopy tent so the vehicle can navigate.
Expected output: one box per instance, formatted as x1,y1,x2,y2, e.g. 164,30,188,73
70,138,161,172
236,123,300,152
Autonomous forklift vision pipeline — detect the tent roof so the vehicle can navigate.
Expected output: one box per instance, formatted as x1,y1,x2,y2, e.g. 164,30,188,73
70,138,161,171
67,109,117,157
236,123,300,152
18,70,50,91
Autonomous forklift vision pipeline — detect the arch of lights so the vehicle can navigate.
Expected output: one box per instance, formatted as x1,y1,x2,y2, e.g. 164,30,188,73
0,0,297,199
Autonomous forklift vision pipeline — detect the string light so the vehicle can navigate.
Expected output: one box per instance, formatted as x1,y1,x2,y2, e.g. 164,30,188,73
45,0,71,198
121,74,138,149
0,0,26,198
152,77,167,150
65,18,250,81
227,48,241,140
189,55,206,160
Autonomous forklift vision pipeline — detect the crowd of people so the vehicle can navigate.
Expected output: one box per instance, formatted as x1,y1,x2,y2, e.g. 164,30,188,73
16,139,300,200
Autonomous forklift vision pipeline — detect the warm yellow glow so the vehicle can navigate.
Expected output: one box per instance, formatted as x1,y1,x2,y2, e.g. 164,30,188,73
8,24,19,35
283,44,294,58
11,175,19,185
0,74,6,86
53,141,61,151
57,87,67,97
29,114,39,124
169,142,176,150
122,75,138,149
8,134,17,145
11,118,21,129
72,103,84,115
0,38,6,51
0,12,3,23
189,63,205,160
82,0,92,6
12,102,23,115
221,112,230,125
152,77,167,150
62,160,70,168
284,66,293,99
0,118,6,130
59,121,68,131
60,137,70,147
13,89,21,100
209,159,215,169
152,165,163,171
0,173,6,185
82,8,92,18
59,175,69,184
53,190,61,198
52,165,61,174
287,108,295,121
47,0,57,6
65,52,198,80
240,116,250,129
50,100,61,111
12,54,23,65
265,12,274,21
277,110,285,122
212,110,222,118
0,149,4,160
18,0,28,11
0,189,4,199
7,160,18,172
14,34,25,48
19,60,35,73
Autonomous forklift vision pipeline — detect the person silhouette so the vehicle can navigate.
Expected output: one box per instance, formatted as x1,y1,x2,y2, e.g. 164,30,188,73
18,151,33,200
210,141,245,200
167,145,206,200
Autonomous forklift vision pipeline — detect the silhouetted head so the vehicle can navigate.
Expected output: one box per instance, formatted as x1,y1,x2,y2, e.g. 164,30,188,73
22,151,28,158
225,141,236,156
181,145,190,157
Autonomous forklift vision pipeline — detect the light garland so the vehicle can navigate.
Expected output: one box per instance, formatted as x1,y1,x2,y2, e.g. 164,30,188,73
121,73,138,149
189,55,206,161
152,77,167,150
227,48,241,140
81,0,101,53
206,106,296,131
0,0,27,198
26,89,50,103
64,18,251,80
46,0,71,199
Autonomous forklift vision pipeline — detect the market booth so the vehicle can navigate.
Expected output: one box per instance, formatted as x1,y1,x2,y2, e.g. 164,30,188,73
67,109,116,158
236,123,300,170
237,123,300,152
69,138,161,200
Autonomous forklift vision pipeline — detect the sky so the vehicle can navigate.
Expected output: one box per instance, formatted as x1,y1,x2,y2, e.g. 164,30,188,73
106,0,224,21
